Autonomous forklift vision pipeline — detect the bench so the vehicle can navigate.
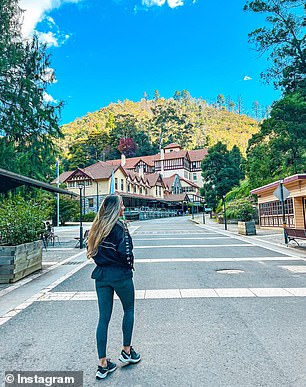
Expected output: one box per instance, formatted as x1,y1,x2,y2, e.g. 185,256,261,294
284,227,306,246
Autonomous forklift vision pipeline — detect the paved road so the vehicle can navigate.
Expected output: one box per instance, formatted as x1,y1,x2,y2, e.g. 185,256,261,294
1,217,306,387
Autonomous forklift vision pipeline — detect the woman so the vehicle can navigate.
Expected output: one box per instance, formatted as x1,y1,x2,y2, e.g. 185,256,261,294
87,194,141,380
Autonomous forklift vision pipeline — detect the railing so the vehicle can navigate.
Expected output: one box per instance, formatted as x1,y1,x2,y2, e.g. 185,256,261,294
124,209,179,221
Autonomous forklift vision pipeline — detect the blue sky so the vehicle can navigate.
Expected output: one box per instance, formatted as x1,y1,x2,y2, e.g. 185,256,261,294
20,0,281,124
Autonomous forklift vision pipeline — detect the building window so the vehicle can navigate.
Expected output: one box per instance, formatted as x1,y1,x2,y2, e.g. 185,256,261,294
67,181,75,187
193,173,197,181
145,189,148,195
159,186,161,195
85,180,92,186
155,186,158,196
140,187,143,194
259,198,294,227
134,186,137,193
128,184,131,192
121,179,124,191
88,198,94,207
115,178,118,190
184,171,188,178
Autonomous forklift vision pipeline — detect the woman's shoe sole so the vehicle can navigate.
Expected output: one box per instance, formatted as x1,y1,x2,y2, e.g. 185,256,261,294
96,366,117,380
118,355,141,364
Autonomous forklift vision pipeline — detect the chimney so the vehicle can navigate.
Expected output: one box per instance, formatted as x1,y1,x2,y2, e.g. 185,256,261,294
121,153,126,167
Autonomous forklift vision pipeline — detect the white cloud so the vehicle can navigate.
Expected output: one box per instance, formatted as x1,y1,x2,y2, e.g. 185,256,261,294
167,0,184,8
244,76,252,81
142,0,166,6
37,31,59,47
19,0,82,37
142,0,185,8
43,91,57,103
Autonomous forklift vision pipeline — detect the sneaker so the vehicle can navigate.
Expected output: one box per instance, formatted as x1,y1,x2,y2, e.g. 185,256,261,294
119,346,141,364
96,359,117,380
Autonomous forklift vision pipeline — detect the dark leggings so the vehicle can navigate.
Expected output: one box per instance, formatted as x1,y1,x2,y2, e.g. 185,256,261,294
95,277,135,358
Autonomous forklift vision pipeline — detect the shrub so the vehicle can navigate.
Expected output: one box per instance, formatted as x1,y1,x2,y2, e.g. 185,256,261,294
82,212,96,222
0,196,49,246
225,198,257,222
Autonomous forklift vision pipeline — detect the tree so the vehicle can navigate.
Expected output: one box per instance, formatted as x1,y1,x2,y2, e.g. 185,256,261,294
246,92,306,188
0,0,63,180
252,100,261,121
237,95,244,114
118,138,137,157
244,0,306,92
216,94,225,109
200,142,242,210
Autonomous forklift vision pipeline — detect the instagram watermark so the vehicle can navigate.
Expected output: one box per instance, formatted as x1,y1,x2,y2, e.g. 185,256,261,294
4,371,83,387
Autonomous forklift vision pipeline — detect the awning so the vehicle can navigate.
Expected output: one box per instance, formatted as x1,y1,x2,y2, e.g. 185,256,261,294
0,168,77,196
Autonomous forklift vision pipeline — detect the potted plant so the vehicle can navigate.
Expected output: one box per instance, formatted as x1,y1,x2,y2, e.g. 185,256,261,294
0,196,49,283
236,201,257,236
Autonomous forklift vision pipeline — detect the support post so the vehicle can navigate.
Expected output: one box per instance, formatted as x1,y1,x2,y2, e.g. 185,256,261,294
280,181,289,244
79,185,84,249
222,195,227,230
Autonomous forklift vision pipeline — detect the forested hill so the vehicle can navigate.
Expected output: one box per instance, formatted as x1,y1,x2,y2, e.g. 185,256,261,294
60,95,260,170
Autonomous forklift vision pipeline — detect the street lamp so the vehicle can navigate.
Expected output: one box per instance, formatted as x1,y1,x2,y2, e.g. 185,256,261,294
222,195,227,230
78,184,85,249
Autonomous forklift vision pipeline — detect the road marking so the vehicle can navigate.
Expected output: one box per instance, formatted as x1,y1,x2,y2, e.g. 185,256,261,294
196,224,306,262
134,244,250,249
133,237,230,240
32,287,306,301
0,251,86,298
0,258,89,326
130,257,303,263
280,266,306,273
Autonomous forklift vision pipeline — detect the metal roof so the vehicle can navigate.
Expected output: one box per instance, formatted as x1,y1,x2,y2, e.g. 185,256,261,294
0,168,77,196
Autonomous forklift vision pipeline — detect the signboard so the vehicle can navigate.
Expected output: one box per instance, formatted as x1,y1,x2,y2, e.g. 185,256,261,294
273,184,290,201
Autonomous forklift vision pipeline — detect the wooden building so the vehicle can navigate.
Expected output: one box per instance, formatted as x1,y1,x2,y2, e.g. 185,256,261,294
250,174,306,228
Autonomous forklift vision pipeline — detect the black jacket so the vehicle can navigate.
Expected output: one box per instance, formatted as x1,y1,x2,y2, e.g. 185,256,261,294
91,220,134,282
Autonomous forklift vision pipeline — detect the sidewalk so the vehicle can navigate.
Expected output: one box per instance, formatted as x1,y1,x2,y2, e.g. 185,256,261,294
191,214,306,254
0,223,139,294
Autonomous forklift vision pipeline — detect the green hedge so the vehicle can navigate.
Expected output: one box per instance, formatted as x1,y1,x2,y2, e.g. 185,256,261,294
82,212,96,222
0,196,49,246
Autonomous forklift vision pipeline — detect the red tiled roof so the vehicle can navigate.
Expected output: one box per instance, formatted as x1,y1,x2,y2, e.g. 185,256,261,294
162,174,177,189
155,150,189,161
179,176,199,188
163,193,189,202
81,161,126,180
164,143,181,149
105,155,156,168
144,173,163,187
188,149,208,162
250,174,306,195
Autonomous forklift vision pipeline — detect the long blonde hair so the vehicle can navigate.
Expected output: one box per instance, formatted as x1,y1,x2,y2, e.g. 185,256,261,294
87,194,122,259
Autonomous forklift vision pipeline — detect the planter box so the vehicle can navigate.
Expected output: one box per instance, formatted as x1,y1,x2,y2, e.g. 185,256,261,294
0,240,42,284
238,221,256,236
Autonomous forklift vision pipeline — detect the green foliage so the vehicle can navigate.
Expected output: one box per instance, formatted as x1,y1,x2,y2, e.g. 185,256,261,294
200,142,244,210
246,92,306,189
82,212,96,222
225,198,258,222
0,196,50,245
224,179,251,202
244,0,306,93
0,0,63,180
60,93,259,170
48,195,80,226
